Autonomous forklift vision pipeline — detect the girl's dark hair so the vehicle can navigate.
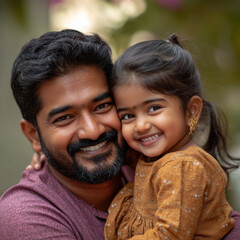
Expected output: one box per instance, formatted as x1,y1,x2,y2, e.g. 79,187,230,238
112,33,239,173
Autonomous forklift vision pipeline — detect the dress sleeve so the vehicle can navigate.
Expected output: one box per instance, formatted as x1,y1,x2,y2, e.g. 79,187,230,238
128,158,207,240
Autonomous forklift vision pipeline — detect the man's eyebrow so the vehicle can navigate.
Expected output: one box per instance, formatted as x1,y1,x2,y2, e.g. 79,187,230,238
93,92,111,102
117,98,166,112
47,92,111,121
47,105,72,121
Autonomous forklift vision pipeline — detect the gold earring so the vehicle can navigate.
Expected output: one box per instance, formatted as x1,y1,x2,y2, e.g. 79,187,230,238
188,117,198,135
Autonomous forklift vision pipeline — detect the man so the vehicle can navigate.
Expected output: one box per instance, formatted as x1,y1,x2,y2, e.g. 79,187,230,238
0,29,239,239
0,29,134,240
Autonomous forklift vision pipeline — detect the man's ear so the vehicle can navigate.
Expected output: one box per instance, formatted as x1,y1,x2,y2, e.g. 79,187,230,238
20,119,42,153
186,95,203,121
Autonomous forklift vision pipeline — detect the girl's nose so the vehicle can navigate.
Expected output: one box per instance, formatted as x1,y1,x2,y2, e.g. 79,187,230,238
134,117,151,133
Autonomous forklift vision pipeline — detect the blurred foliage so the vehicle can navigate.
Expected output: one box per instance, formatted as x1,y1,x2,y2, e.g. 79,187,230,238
3,0,28,27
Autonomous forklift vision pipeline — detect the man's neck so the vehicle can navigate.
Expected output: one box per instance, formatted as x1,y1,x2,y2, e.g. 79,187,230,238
48,165,123,212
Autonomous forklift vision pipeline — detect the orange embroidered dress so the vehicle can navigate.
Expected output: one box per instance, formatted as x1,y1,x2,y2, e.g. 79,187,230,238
104,146,234,240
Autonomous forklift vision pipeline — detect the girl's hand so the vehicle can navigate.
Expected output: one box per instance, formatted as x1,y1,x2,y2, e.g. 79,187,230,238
26,152,46,170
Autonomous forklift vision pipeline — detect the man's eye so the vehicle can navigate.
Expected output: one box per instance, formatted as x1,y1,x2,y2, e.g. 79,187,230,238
54,115,72,123
121,114,135,120
148,105,161,112
95,102,112,111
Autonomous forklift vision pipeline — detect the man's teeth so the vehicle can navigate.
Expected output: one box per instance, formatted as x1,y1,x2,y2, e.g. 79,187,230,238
140,134,161,142
80,141,107,152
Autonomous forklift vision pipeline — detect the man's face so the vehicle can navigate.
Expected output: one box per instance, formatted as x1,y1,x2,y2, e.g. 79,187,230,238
36,66,124,183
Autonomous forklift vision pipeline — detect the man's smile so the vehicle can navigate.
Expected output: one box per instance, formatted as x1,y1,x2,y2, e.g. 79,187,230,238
80,141,107,152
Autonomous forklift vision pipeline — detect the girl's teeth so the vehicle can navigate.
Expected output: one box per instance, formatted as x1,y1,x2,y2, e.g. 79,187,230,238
80,141,107,151
141,134,160,142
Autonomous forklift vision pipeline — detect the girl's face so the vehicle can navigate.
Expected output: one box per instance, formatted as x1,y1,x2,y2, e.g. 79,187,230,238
114,82,192,158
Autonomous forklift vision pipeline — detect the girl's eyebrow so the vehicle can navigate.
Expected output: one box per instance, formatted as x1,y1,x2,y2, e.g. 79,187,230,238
117,98,166,112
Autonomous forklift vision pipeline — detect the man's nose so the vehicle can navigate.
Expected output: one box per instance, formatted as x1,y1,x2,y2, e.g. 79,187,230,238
134,116,151,133
77,112,106,140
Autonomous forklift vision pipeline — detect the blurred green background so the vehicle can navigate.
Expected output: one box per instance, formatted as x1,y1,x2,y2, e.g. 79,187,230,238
0,0,240,210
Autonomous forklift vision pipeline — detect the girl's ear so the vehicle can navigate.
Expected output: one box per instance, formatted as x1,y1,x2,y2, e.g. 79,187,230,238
20,119,42,153
186,95,203,122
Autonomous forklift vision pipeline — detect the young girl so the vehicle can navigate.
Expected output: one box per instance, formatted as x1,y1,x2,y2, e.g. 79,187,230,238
104,34,238,239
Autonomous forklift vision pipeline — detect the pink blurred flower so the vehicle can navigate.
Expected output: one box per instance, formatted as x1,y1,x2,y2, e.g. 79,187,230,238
48,0,66,6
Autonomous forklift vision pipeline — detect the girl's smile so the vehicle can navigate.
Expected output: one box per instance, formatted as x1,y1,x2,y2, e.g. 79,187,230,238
136,132,162,146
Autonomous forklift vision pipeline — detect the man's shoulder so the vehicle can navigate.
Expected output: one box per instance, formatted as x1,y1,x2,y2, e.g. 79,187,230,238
0,165,106,240
0,164,55,206
0,167,64,232
224,211,240,240
0,164,88,216
0,179,70,239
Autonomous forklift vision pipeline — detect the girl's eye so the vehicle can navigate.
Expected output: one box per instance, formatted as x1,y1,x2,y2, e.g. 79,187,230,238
148,105,161,112
121,113,135,121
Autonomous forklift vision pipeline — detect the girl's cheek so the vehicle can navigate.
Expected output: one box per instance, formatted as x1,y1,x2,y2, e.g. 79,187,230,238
121,125,133,143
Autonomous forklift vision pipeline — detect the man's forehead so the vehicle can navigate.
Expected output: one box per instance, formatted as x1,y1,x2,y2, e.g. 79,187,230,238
36,66,112,115
40,65,107,94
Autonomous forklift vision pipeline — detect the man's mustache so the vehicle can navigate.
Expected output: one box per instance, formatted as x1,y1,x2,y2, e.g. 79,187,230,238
67,129,118,156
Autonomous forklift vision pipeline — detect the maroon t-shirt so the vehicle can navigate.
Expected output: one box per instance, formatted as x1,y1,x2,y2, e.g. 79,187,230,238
0,162,239,239
0,163,134,240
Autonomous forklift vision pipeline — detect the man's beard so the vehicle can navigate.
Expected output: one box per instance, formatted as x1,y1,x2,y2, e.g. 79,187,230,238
38,129,125,184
